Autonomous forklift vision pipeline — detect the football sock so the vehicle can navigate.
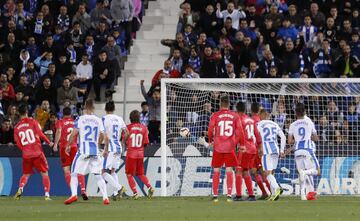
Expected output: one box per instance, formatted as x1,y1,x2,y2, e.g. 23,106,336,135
244,175,254,196
226,171,233,196
139,175,151,188
300,177,306,198
111,172,122,195
305,175,315,192
95,174,108,200
304,168,318,176
42,175,50,194
127,174,137,194
103,172,120,191
212,171,220,197
263,174,272,193
255,174,267,195
77,174,86,192
19,175,29,189
70,173,78,197
64,171,71,186
266,174,279,194
235,170,243,196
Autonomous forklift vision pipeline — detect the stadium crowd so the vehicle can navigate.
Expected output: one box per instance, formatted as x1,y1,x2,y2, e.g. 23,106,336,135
0,0,147,144
142,0,360,149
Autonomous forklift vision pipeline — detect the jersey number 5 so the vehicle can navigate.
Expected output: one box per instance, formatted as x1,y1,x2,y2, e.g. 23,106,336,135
19,129,36,146
218,121,233,137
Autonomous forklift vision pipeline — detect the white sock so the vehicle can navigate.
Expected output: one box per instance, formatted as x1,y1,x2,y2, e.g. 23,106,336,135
305,175,315,192
102,173,120,191
111,172,122,195
70,173,78,197
300,178,306,198
266,174,279,193
304,168,318,176
95,174,108,200
45,192,50,197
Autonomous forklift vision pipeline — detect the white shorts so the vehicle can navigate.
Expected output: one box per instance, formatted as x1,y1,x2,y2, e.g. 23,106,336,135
262,154,279,171
102,152,122,170
71,153,102,175
295,149,320,172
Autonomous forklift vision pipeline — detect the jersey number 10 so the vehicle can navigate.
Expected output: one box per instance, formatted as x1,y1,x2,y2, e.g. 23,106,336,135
130,133,143,147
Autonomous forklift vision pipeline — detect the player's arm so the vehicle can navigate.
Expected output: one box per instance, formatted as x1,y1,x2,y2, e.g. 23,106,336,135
278,127,286,158
66,128,78,154
237,120,246,152
254,124,262,156
13,130,22,151
207,116,215,145
143,127,150,148
35,121,53,147
311,122,319,142
53,126,61,152
99,132,109,153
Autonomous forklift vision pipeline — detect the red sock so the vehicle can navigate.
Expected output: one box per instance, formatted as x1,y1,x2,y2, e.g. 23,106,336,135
244,175,254,196
19,175,29,189
235,170,243,196
126,174,137,194
77,174,86,192
212,171,220,197
226,171,233,196
64,171,71,186
263,174,271,193
42,175,50,193
255,174,268,196
138,175,151,188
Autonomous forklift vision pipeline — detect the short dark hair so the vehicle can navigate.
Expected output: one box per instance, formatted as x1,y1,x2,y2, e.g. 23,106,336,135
129,110,140,123
251,103,260,114
63,107,72,116
236,101,246,113
105,100,115,112
141,102,148,107
84,99,94,111
295,103,305,117
18,104,28,116
220,94,230,106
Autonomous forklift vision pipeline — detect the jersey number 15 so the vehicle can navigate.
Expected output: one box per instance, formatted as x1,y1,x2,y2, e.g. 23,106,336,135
218,121,233,137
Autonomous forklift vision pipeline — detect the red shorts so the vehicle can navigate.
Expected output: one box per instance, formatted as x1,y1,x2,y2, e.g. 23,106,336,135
240,153,256,170
59,146,78,168
22,153,48,174
254,155,262,169
125,157,144,175
211,151,238,168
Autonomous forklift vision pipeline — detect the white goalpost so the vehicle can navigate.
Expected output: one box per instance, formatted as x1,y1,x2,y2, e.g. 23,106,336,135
160,78,360,197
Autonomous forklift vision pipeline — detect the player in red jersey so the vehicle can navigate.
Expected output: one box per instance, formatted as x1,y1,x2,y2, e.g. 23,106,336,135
125,110,155,199
208,94,245,202
53,107,88,200
13,104,54,200
235,102,262,201
251,103,272,198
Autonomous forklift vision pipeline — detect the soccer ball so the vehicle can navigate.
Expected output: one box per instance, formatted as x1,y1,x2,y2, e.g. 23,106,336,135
179,127,190,137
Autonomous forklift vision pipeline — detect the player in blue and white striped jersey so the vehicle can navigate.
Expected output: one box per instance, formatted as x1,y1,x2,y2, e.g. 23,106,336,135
64,99,110,205
288,103,320,201
101,101,127,200
257,109,286,201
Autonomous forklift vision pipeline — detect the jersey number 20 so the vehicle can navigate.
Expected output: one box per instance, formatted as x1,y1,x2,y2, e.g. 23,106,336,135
19,129,36,145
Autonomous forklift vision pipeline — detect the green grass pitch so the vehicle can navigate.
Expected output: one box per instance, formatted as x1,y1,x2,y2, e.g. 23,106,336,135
0,196,359,221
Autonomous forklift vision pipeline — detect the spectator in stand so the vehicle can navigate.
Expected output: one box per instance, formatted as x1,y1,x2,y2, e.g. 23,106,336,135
72,3,91,34
41,35,59,57
326,100,343,129
90,0,112,29
140,80,160,144
247,60,262,78
188,47,201,73
5,66,17,86
140,101,149,126
196,32,216,54
34,51,53,76
93,50,115,102
239,19,256,41
277,17,298,41
110,0,134,51
183,65,200,78
170,49,183,73
161,32,191,59
310,2,326,28
93,21,110,50
151,60,181,87
65,42,78,66
0,73,15,107
258,49,282,78
197,4,221,40
183,24,198,47
57,5,70,32
17,49,30,75
102,35,122,77
264,3,283,29
216,2,246,30
25,36,40,60
34,77,57,107
6,105,19,128
350,32,360,59
66,22,84,52
200,46,222,78
281,38,302,78
299,15,318,48
220,17,237,39
0,33,22,62
312,39,335,78
177,2,199,33
40,63,62,89
224,63,236,78
287,5,302,28
324,17,338,47
34,100,51,130
83,35,96,61
14,1,31,31
57,78,78,113
334,44,360,77
24,61,40,88
15,75,32,105
0,118,14,144
75,53,93,99
56,54,72,78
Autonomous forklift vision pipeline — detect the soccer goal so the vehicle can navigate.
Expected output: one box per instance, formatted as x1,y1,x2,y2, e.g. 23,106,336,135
160,78,360,197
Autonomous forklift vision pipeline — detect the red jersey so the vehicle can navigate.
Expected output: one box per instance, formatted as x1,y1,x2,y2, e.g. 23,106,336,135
55,117,77,149
252,114,261,125
14,117,51,159
126,123,149,159
208,109,245,153
239,114,261,154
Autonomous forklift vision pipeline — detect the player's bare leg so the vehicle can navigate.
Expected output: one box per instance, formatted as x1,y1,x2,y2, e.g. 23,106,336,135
251,168,269,200
242,169,256,201
212,167,220,202
234,167,243,201
40,172,51,200
110,168,126,200
14,174,30,200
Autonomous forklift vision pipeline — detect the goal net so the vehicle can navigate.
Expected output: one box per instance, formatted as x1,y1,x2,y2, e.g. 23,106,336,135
160,78,360,196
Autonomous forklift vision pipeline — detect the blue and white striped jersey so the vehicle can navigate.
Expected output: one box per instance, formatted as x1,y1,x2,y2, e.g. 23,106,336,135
75,114,104,155
102,114,126,153
257,120,286,155
288,117,317,152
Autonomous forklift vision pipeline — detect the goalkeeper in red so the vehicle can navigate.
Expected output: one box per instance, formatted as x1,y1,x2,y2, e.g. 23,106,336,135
125,110,155,199
208,94,245,202
13,104,54,200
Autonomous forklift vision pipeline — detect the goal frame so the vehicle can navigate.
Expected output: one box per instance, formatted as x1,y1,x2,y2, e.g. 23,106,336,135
160,78,360,196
